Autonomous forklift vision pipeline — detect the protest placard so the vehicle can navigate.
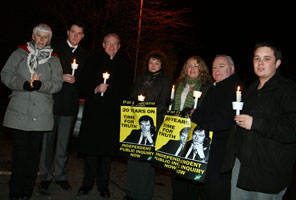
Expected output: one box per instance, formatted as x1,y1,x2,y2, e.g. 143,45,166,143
152,111,213,182
119,100,157,161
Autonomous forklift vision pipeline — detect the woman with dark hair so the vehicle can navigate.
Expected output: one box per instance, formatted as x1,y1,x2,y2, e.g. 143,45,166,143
125,50,172,200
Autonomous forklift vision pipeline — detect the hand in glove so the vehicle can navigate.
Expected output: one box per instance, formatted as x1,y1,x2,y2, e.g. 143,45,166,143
23,81,34,91
32,80,42,90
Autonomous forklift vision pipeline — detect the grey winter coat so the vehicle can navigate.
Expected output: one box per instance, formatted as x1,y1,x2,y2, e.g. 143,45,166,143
1,44,63,131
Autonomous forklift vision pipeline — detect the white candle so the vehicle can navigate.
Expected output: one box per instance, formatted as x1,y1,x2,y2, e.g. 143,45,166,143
168,85,175,110
71,59,79,76
102,72,110,84
193,91,202,109
101,72,110,96
30,73,40,87
138,94,145,102
236,86,241,102
232,101,244,119
170,85,175,100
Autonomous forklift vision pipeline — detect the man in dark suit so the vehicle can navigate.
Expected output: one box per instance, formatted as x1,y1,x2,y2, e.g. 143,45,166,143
39,21,89,191
124,115,156,146
184,128,210,162
158,127,190,156
77,33,133,198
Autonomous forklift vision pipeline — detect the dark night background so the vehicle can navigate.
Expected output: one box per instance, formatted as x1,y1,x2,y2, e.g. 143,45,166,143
0,1,295,104
0,1,296,199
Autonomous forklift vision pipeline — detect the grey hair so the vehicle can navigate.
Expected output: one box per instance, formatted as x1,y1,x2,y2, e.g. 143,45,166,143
103,33,121,44
32,23,53,40
215,55,234,66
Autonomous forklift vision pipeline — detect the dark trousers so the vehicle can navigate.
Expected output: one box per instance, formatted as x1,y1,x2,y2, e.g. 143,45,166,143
9,129,44,194
40,115,75,181
127,159,155,200
172,173,230,200
82,155,111,191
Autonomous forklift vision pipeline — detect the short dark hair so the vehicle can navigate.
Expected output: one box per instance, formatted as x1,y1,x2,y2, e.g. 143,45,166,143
67,21,86,32
254,42,282,61
193,126,208,138
139,115,155,132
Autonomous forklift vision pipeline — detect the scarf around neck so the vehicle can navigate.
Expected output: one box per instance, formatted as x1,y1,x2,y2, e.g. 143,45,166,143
173,75,202,111
27,41,53,79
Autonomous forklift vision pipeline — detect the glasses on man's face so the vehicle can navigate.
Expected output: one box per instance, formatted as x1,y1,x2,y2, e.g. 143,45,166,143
105,42,119,47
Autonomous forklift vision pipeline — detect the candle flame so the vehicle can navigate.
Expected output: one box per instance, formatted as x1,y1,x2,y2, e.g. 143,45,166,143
103,72,110,79
138,94,145,101
172,85,175,89
73,59,76,64
237,86,240,91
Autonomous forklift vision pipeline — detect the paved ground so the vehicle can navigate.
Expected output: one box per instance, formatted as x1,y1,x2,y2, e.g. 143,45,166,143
0,126,172,200
0,115,296,200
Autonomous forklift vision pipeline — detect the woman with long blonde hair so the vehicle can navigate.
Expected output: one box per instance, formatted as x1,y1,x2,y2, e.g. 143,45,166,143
173,56,212,112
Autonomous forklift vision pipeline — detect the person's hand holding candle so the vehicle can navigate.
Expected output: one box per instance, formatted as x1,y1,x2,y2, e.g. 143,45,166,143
71,59,79,76
63,74,75,84
100,72,110,96
94,83,109,94
30,73,40,87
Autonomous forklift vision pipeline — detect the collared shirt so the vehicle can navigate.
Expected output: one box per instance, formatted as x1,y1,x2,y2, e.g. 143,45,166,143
66,39,78,53
175,143,184,156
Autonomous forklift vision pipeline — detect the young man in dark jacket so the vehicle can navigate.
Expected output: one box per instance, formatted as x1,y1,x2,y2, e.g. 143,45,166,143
222,42,296,200
39,22,89,191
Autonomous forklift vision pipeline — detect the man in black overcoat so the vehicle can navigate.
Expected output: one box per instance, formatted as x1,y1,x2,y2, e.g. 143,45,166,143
172,55,245,200
39,22,89,191
77,33,133,198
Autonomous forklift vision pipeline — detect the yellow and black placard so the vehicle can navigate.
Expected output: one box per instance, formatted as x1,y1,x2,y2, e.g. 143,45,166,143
119,100,157,161
175,129,213,182
152,111,192,171
152,110,214,182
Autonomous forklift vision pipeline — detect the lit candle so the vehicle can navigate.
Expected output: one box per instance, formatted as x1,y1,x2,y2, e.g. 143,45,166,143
138,94,145,102
71,59,79,76
232,101,244,117
168,85,175,110
193,91,202,109
30,73,40,87
101,72,110,96
236,86,241,102
170,85,175,100
102,72,110,84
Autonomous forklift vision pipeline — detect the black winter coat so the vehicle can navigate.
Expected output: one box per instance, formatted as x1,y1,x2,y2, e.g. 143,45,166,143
222,72,296,193
78,51,133,156
52,40,89,116
129,70,172,130
191,73,244,180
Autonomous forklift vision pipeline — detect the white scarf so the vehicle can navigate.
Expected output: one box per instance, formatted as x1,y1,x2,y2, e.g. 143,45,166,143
27,41,53,79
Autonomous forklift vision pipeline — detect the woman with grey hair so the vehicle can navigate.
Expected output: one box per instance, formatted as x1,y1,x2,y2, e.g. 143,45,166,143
1,23,63,200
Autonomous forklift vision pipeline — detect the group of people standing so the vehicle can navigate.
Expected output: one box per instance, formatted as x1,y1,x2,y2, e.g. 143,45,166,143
1,21,296,200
